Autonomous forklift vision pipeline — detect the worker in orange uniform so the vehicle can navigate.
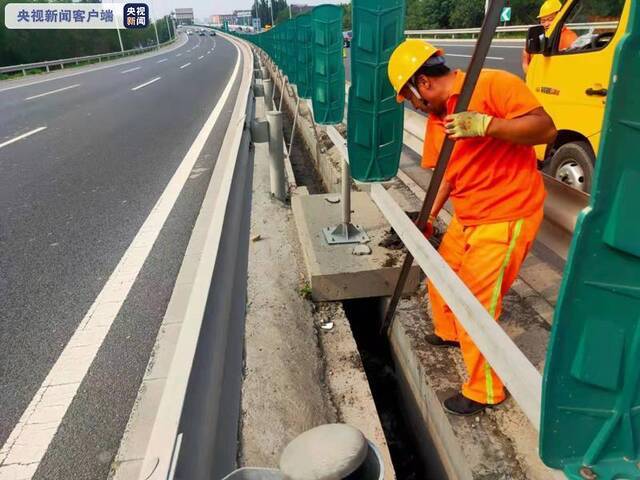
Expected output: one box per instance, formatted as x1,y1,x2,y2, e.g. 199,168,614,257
388,39,557,416
522,0,578,73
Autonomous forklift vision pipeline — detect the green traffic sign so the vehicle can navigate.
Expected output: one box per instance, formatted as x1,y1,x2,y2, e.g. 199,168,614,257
500,7,511,22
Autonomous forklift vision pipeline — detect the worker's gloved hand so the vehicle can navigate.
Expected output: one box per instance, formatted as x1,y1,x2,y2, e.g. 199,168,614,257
445,111,493,139
418,215,436,239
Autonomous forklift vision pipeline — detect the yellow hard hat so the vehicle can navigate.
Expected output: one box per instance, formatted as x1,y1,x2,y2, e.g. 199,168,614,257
538,0,562,18
388,39,443,95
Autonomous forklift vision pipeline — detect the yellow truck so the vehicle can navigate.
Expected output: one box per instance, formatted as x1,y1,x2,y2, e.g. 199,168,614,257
525,0,629,192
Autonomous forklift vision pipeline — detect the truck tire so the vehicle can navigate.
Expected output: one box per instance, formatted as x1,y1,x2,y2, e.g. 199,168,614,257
548,141,595,193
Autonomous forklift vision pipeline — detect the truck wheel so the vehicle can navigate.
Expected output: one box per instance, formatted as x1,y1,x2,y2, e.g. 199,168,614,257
548,141,595,193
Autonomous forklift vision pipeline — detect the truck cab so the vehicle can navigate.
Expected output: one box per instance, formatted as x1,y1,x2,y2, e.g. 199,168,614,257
525,0,629,192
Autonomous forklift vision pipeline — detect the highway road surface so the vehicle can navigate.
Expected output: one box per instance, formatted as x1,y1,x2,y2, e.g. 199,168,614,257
0,32,242,479
344,38,525,81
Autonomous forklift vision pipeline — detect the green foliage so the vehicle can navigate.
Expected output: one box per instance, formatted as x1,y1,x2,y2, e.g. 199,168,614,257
449,0,484,28
341,3,352,30
0,0,170,67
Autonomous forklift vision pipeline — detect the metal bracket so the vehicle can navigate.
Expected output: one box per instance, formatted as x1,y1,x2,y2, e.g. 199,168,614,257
323,222,369,245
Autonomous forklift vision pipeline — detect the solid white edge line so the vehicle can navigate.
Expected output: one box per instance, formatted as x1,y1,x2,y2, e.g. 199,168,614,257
24,83,80,100
179,63,191,69
0,126,47,149
121,66,142,74
0,33,189,94
0,35,241,480
131,76,162,91
136,32,247,480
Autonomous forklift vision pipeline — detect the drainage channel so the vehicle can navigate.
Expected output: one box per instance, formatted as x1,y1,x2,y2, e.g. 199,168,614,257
344,297,446,480
278,86,445,479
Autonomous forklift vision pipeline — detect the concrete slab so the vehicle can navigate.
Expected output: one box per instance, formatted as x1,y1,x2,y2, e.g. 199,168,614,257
292,192,420,302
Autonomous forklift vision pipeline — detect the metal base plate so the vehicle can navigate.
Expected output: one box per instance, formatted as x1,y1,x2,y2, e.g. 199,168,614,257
322,223,369,245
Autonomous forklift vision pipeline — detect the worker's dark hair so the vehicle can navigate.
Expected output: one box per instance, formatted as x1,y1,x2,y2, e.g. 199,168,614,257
414,63,451,79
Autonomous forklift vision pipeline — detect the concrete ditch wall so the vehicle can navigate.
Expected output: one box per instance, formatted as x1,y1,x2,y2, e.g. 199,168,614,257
256,46,563,480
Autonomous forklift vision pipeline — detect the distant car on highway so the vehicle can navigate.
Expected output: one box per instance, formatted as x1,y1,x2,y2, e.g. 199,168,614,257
210,31,216,36
343,31,352,48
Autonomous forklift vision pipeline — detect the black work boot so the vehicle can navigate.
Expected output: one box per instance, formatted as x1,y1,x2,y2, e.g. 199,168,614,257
425,334,460,348
443,393,499,416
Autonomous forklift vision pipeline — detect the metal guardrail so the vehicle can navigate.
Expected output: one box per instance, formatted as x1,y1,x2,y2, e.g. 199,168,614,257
405,21,618,38
136,32,254,480
0,37,177,76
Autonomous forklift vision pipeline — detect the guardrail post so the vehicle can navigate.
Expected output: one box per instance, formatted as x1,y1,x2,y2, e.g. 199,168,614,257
266,111,287,201
46,65,50,72
263,79,274,111
60,63,64,70
22,69,26,76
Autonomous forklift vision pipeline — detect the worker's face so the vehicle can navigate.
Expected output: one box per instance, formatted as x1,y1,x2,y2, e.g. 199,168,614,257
539,13,557,31
414,74,448,116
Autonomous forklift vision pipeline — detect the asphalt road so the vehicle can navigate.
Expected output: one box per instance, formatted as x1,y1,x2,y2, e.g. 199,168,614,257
344,38,525,81
0,32,241,479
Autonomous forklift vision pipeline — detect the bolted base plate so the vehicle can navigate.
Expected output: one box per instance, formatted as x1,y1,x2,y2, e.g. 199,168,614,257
322,223,369,245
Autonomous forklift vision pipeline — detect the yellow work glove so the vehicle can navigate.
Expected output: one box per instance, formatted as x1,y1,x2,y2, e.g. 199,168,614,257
445,111,493,139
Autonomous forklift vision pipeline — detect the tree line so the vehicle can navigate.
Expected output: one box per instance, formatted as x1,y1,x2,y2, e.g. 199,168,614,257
0,0,174,67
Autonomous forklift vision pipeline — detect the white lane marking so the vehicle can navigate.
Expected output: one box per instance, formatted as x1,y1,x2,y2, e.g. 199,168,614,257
131,76,162,91
176,53,182,57
435,42,524,49
24,83,80,100
179,62,191,69
157,58,167,63
0,42,242,480
446,53,505,60
121,66,141,74
0,33,189,94
198,55,204,60
0,126,47,150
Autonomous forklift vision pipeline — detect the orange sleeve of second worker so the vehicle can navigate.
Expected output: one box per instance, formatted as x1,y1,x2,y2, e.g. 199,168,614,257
559,28,578,50
487,70,542,120
422,116,445,169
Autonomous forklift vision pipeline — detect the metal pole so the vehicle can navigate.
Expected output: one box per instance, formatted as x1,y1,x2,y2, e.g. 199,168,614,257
153,19,161,48
266,111,287,201
341,156,351,227
263,79,275,110
289,4,292,19
381,0,505,335
115,9,124,52
165,15,172,40
270,0,274,25
288,96,301,155
278,74,286,111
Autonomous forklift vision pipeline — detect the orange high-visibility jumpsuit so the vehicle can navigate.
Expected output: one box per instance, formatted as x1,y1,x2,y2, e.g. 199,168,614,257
422,70,547,405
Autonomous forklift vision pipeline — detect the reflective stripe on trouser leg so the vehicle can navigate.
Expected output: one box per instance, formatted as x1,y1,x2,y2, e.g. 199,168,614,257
483,219,524,404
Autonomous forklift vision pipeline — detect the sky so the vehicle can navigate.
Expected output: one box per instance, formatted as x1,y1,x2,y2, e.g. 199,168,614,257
152,0,343,21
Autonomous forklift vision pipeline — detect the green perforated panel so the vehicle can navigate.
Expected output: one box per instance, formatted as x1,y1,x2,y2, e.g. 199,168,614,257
347,0,405,182
311,5,345,125
296,14,313,98
540,2,640,479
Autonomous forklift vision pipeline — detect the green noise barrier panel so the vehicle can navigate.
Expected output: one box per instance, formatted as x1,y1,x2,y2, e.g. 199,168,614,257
296,14,313,99
540,4,640,479
347,0,405,182
285,19,298,84
311,5,345,125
